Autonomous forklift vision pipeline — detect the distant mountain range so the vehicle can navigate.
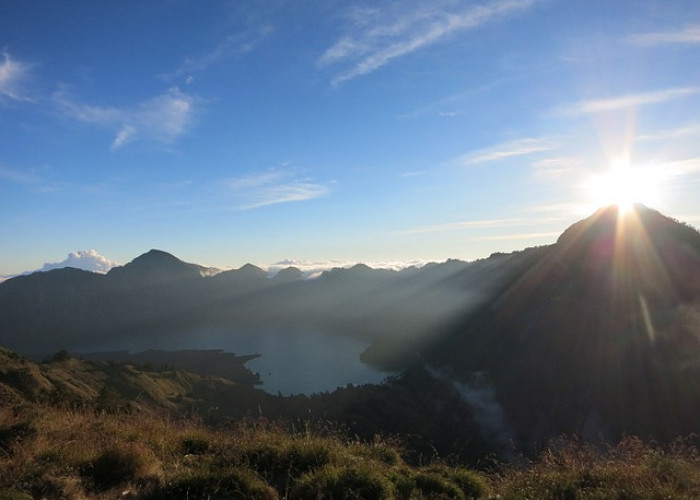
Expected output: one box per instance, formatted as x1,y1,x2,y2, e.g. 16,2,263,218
0,242,536,365
1,204,699,451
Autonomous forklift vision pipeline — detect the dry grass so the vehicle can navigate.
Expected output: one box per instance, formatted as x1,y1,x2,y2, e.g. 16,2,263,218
493,436,700,500
0,403,697,500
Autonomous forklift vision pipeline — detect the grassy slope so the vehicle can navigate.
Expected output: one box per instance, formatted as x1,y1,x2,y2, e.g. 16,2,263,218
0,348,698,500
0,403,698,500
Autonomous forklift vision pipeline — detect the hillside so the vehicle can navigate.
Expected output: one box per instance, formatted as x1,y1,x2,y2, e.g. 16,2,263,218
0,346,247,414
426,205,700,449
0,347,698,500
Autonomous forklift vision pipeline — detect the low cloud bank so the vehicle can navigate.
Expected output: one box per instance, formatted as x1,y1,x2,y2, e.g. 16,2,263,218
266,258,433,279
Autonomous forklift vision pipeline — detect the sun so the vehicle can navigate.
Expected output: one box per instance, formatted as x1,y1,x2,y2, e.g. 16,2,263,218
586,160,664,215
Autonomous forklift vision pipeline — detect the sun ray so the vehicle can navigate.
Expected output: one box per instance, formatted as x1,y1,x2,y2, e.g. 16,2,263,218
586,158,666,214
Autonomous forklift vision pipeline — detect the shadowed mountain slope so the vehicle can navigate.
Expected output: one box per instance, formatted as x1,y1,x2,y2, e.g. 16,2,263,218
426,205,700,449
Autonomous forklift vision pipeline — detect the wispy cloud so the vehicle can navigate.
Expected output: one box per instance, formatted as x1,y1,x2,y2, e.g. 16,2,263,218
457,138,556,165
0,50,32,101
399,171,426,178
627,24,700,46
561,87,698,115
55,87,197,150
473,231,559,242
531,156,581,177
320,0,536,86
227,170,329,209
661,158,700,177
0,164,39,185
164,26,273,81
0,164,61,192
400,218,521,235
636,124,700,142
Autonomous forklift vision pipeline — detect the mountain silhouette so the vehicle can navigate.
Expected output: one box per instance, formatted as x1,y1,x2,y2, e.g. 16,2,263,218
426,204,700,448
106,249,208,287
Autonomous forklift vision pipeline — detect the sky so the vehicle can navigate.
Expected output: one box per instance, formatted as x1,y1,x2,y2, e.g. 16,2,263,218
2,0,700,277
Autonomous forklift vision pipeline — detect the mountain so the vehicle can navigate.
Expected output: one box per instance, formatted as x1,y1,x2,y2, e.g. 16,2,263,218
0,245,528,360
105,249,207,287
0,205,698,455
425,205,700,449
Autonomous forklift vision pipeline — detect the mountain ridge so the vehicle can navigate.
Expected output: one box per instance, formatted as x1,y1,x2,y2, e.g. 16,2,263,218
424,204,700,448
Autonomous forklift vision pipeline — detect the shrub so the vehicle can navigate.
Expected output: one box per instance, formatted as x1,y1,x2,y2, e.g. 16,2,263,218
414,471,465,499
82,444,161,490
145,467,278,500
354,439,403,466
180,435,210,455
0,422,36,455
291,464,393,500
442,467,491,499
389,470,416,500
244,437,336,492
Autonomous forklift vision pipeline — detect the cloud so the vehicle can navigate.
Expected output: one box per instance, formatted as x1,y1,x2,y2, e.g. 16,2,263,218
399,171,426,178
37,250,119,273
0,164,63,193
164,26,273,80
54,87,197,150
1,250,120,281
661,158,700,177
636,124,700,142
0,50,32,101
531,156,581,177
473,231,559,241
561,87,698,115
227,170,330,209
627,24,700,46
458,138,556,165
320,0,536,86
267,258,431,279
0,164,39,185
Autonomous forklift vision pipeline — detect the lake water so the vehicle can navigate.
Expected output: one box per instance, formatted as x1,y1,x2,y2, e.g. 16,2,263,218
234,330,388,395
84,327,388,395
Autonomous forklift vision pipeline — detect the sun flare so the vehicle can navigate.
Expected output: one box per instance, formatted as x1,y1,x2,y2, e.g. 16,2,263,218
587,161,664,215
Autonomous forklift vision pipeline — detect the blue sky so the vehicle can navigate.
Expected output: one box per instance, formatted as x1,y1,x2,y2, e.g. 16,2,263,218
2,0,700,276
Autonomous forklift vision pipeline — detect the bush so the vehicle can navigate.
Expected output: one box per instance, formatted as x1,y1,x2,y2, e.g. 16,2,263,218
244,438,336,492
0,422,36,455
82,444,160,490
181,435,210,455
442,467,491,499
145,467,278,500
414,471,465,499
291,464,393,500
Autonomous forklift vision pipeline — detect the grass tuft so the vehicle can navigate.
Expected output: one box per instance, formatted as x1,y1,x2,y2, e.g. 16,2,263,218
291,464,394,500
81,443,161,491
